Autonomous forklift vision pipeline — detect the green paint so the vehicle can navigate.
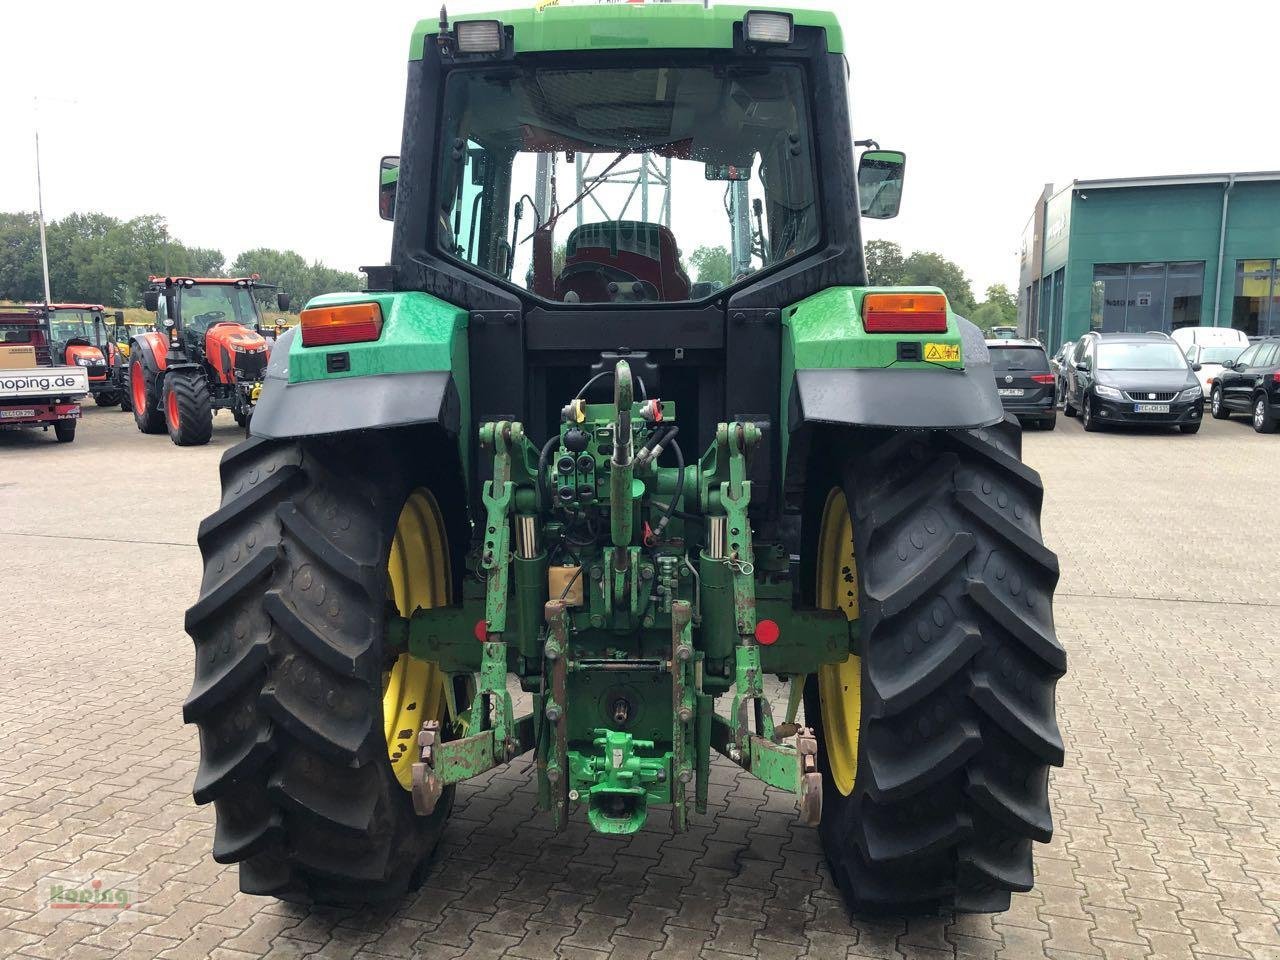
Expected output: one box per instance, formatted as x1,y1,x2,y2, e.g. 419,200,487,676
412,4,843,59
288,290,467,384
778,284,964,473
569,728,669,835
783,285,963,370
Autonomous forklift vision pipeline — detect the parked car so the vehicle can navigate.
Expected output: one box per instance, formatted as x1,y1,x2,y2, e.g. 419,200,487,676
1050,339,1076,402
1171,325,1249,353
987,338,1057,429
1209,336,1280,433
1183,342,1245,397
1062,331,1204,434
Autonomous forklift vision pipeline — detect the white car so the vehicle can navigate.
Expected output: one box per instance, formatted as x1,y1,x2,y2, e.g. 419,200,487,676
1184,342,1246,397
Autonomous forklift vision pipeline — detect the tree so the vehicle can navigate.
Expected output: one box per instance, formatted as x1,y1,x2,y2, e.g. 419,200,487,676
689,245,731,286
901,250,976,316
231,248,361,311
864,239,905,286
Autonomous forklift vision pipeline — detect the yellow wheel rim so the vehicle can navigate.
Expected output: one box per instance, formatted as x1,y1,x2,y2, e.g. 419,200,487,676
384,489,452,791
815,487,862,797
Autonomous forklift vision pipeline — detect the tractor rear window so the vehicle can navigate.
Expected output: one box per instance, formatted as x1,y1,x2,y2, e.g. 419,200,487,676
437,63,818,304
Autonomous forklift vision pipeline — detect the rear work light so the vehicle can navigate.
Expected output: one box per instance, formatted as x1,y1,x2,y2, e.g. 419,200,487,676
1030,374,1056,385
455,20,503,54
299,302,384,347
744,11,795,44
861,293,949,333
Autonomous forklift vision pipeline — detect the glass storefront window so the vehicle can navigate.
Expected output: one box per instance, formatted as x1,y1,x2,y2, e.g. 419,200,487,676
1233,259,1280,336
1089,261,1203,333
1167,261,1204,330
1093,264,1128,332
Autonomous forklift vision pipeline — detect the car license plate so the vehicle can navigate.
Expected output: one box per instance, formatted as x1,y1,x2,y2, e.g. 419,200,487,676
1133,403,1170,414
998,388,1024,397
0,409,36,419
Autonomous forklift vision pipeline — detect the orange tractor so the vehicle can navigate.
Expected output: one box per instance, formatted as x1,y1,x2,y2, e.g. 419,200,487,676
34,303,126,406
130,276,288,444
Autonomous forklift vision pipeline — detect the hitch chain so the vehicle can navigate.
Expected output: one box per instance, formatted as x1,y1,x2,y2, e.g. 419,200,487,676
411,719,443,816
796,726,822,826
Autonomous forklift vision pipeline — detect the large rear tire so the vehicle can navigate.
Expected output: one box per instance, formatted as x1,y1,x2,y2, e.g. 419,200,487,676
184,433,465,903
803,417,1065,915
164,371,214,446
93,390,120,407
130,358,165,434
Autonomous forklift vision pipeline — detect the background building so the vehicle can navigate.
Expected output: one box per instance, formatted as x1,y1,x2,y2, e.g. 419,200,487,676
1017,172,1280,350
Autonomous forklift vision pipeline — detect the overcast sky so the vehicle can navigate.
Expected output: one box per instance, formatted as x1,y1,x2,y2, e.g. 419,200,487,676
2,0,1277,298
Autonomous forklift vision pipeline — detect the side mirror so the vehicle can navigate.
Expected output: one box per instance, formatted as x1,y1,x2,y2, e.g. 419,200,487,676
142,290,159,312
1075,361,1089,372
1221,360,1235,369
114,310,124,322
1192,363,1203,372
276,292,291,311
379,155,400,222
857,149,906,219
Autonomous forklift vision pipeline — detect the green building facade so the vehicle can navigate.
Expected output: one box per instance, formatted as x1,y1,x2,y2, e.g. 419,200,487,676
1017,172,1280,352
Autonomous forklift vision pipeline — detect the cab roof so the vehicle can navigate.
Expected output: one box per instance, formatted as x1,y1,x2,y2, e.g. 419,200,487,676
147,276,262,286
414,3,843,58
24,302,107,311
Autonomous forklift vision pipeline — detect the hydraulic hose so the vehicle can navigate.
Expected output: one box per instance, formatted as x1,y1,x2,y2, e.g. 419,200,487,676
652,435,685,540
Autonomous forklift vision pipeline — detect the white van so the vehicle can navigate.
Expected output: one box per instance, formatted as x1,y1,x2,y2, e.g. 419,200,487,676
1171,327,1249,397
1171,326,1249,351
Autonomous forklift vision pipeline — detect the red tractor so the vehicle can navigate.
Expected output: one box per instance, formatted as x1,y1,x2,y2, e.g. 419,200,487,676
130,276,288,445
31,303,126,406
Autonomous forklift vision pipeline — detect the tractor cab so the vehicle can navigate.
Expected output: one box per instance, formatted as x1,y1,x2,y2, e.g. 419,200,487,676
33,304,110,376
142,277,286,386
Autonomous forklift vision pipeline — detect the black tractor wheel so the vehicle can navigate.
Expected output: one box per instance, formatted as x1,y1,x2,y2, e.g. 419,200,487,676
164,371,214,446
802,416,1065,915
53,419,76,443
93,390,121,407
130,358,165,434
184,433,466,903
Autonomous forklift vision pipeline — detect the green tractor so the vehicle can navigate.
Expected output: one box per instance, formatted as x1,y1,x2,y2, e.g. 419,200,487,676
185,3,1064,915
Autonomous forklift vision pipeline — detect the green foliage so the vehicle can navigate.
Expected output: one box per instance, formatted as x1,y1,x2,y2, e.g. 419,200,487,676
0,210,357,312
689,245,731,286
230,249,361,311
900,250,976,316
864,239,905,286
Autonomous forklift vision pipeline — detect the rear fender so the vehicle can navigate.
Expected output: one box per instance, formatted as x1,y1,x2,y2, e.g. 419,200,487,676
251,291,468,456
781,287,1003,507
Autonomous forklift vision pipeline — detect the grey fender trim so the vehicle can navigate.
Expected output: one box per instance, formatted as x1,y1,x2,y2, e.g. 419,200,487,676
788,319,1003,431
250,329,459,440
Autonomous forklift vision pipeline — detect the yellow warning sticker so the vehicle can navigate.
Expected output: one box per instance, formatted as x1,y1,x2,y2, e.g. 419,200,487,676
923,342,961,362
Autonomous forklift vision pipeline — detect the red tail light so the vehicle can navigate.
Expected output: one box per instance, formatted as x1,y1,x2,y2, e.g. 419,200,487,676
1030,374,1055,384
1272,371,1280,384
861,293,948,333
299,302,383,347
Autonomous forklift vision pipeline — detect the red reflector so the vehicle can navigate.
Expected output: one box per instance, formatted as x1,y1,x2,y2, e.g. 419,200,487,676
862,293,948,333
1272,371,1280,384
755,619,780,646
474,620,488,642
299,302,383,347
1030,374,1055,384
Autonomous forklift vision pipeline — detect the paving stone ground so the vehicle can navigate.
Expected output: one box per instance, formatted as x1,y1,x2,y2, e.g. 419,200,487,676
1,405,1278,959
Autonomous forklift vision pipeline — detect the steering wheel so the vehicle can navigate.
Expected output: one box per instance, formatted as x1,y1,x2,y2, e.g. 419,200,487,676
194,310,226,325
